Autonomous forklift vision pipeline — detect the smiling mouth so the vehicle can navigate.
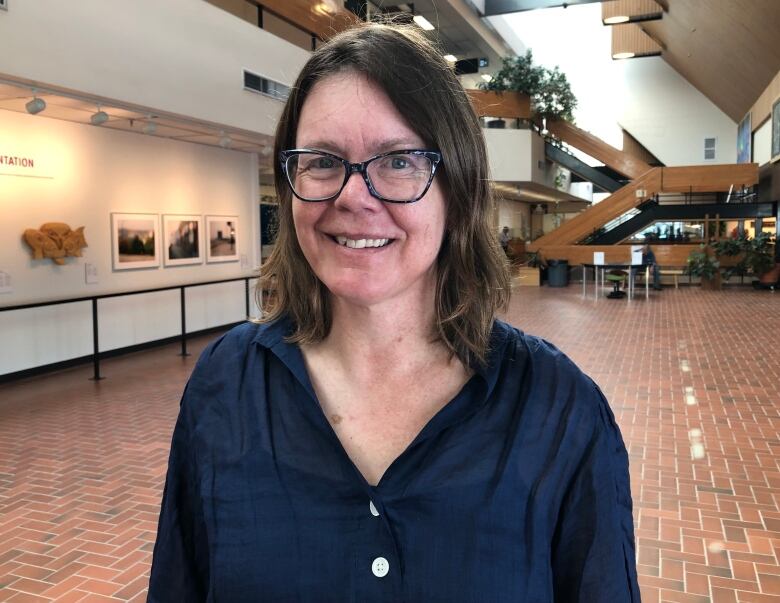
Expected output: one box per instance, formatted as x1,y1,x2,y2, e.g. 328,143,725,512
332,236,393,249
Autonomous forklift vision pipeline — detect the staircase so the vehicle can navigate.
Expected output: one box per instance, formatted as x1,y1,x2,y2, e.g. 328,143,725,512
544,142,623,193
527,164,760,263
546,119,652,179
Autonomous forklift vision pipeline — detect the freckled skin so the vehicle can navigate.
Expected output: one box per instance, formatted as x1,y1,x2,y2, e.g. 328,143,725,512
330,414,343,425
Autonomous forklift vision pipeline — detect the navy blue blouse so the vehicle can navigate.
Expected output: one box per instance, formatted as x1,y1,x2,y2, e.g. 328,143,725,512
148,318,639,602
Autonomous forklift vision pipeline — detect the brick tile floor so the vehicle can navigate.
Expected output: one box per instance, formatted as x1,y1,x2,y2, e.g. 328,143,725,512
1,285,778,601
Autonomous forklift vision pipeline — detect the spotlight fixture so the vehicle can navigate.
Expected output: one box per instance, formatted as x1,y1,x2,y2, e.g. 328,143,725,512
143,116,157,135
612,52,636,59
603,15,630,24
219,131,232,149
90,106,109,126
412,15,435,31
26,96,46,115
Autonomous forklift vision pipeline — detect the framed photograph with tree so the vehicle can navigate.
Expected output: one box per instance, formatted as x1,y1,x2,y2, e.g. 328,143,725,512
111,213,159,271
206,215,239,263
163,214,203,266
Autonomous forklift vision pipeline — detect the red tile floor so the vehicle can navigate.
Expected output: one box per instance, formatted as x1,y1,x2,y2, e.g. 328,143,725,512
0,285,779,602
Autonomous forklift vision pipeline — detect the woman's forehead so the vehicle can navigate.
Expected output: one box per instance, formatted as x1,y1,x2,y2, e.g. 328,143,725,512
294,73,426,154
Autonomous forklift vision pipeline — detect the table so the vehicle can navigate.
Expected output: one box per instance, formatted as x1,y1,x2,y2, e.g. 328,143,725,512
581,263,650,300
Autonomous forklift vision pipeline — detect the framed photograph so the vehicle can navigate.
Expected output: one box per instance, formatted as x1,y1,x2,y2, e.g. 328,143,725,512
736,112,751,164
163,215,203,266
772,98,780,162
206,215,239,263
111,213,159,270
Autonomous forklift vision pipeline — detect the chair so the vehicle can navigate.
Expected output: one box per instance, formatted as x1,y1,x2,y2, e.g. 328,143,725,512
606,269,628,299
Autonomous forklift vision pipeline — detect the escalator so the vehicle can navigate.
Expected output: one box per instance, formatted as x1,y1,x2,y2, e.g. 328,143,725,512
545,141,623,193
585,202,775,245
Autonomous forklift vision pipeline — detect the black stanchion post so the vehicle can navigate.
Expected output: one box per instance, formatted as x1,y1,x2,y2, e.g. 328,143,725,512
245,278,250,318
90,298,104,381
180,287,190,357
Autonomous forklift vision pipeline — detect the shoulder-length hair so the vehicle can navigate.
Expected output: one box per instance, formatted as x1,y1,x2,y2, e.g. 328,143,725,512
259,21,510,367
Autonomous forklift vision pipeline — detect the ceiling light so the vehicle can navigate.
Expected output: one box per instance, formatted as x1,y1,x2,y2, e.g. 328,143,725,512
613,52,636,59
604,15,630,24
90,107,109,126
443,54,457,63
219,131,232,148
143,119,157,135
25,97,46,115
481,74,493,82
412,15,435,31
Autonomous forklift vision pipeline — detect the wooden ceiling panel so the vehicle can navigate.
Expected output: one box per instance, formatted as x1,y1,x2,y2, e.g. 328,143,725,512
642,0,780,122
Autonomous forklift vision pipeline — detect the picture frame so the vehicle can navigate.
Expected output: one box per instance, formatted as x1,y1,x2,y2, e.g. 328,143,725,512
736,111,751,164
772,97,780,162
206,215,239,263
111,213,159,271
162,214,203,266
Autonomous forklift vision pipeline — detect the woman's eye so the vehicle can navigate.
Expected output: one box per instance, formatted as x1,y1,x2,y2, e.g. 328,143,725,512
390,157,409,169
314,157,336,169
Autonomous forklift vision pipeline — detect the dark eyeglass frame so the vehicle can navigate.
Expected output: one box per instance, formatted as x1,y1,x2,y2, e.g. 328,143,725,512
279,148,443,204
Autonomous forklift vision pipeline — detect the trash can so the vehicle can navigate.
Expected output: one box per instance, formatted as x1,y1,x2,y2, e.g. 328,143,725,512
547,259,569,287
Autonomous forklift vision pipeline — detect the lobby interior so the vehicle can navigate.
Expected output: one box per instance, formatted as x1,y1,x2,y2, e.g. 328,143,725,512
1,1,780,601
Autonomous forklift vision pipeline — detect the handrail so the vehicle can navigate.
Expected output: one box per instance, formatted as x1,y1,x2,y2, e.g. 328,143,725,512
0,275,259,381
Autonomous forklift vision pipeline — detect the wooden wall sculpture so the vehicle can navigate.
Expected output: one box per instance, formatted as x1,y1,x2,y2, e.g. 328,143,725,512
23,223,88,265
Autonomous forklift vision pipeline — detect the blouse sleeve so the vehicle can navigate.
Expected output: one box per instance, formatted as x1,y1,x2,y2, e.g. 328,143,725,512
147,384,210,602
551,385,640,602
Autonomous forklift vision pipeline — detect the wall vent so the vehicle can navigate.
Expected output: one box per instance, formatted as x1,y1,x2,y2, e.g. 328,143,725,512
243,70,290,102
704,137,716,161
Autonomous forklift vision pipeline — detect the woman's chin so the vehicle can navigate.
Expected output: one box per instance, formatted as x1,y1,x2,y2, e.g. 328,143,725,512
324,276,400,308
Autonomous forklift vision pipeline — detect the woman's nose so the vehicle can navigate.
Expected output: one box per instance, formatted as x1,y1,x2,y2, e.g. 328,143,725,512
333,170,382,212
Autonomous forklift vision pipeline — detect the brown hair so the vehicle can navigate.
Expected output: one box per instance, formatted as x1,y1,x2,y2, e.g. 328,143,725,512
259,21,510,367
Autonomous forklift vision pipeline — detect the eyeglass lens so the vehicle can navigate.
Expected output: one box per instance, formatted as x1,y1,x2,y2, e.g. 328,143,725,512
286,152,434,202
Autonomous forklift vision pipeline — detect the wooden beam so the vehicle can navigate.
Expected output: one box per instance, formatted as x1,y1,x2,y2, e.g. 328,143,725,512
466,90,532,120
602,0,663,24
535,244,698,266
611,23,662,58
546,119,652,179
258,0,360,40
660,164,759,193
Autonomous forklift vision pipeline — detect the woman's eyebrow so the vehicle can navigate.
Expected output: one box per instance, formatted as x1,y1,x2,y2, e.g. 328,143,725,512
296,137,427,156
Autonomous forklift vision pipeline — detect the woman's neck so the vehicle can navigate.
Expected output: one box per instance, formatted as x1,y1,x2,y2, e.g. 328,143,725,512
309,284,458,381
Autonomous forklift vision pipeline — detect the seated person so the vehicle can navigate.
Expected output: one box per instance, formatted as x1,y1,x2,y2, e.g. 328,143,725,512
638,244,662,290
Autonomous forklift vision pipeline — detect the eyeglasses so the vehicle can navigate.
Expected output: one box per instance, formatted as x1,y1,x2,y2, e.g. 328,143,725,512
279,149,442,204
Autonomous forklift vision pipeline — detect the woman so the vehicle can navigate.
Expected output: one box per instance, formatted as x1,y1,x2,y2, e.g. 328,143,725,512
149,22,639,602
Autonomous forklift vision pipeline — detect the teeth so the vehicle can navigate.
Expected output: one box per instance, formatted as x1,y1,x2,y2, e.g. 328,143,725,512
335,237,390,248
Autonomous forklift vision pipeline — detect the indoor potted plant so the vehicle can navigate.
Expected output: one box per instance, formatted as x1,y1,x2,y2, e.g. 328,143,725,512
686,245,721,290
478,50,577,125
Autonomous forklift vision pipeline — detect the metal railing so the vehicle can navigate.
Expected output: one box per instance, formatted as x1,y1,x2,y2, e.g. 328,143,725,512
0,275,258,381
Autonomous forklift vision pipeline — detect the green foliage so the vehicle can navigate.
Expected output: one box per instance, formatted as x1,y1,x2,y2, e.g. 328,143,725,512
745,232,776,275
712,232,775,279
478,50,577,121
534,66,577,121
686,245,720,280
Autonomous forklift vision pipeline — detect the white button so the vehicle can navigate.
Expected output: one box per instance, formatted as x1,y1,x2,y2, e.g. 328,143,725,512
369,500,379,517
372,556,389,578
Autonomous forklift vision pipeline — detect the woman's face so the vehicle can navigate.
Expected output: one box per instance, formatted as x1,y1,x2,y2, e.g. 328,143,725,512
291,72,447,309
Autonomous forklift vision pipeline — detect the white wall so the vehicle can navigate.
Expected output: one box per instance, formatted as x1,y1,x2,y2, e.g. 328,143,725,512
754,118,772,166
0,110,260,375
616,57,737,166
497,199,531,240
0,0,310,136
485,128,534,181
